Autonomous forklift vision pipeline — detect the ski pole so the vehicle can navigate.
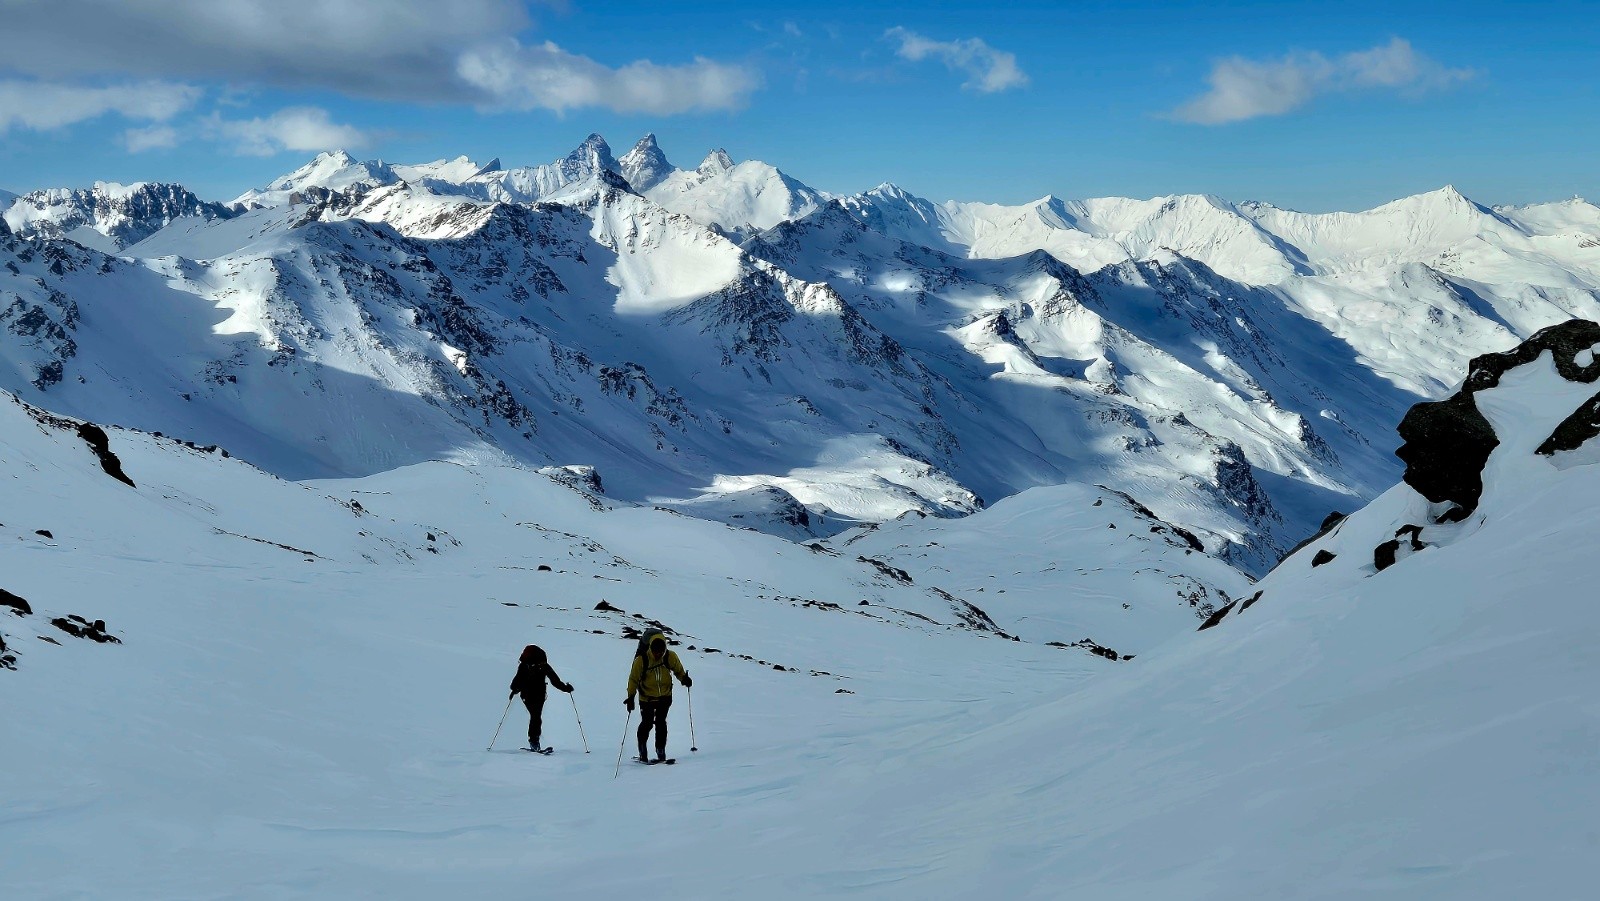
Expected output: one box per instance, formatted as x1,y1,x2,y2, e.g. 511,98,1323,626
688,686,698,753
613,708,633,779
569,692,590,753
487,695,514,751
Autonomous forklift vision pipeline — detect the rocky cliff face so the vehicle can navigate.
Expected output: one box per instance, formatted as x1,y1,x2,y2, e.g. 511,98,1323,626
1395,319,1600,515
1207,317,1600,629
4,182,236,249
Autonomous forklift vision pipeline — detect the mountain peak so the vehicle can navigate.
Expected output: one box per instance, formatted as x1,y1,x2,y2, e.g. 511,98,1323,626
699,149,735,174
620,133,674,192
563,133,618,176
867,183,917,202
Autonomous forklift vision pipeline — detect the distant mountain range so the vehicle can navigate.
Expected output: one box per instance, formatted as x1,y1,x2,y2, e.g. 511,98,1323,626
4,134,1598,572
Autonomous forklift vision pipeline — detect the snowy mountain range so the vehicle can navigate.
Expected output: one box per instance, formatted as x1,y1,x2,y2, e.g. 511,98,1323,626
4,134,1600,580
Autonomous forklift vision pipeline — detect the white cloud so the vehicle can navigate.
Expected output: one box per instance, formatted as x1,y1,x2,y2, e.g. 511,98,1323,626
0,1,762,117
457,40,760,114
886,27,1028,94
0,0,526,103
1173,38,1475,125
0,80,200,133
121,124,181,152
205,107,372,157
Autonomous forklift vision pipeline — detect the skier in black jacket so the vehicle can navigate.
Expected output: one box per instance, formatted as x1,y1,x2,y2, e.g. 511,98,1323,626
510,645,573,751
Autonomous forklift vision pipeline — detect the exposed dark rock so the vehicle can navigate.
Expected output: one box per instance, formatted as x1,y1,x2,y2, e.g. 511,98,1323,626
1311,549,1336,567
931,587,1016,638
74,423,136,488
1397,319,1600,513
594,600,623,613
1168,525,1205,552
1280,510,1347,563
1374,525,1426,572
1537,389,1600,455
1046,638,1124,661
1239,591,1264,612
49,615,121,643
857,556,912,584
34,530,52,539
1,588,32,616
1197,598,1238,631
537,564,552,572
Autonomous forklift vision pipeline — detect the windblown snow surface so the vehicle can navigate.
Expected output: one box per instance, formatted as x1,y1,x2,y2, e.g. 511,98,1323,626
3,323,1599,898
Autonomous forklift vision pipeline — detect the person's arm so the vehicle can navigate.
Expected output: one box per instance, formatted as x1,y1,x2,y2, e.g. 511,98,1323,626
509,665,524,698
625,656,643,708
545,664,572,693
669,652,691,687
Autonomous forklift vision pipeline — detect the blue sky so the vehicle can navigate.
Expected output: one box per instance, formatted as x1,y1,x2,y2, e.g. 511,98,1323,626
0,0,1594,211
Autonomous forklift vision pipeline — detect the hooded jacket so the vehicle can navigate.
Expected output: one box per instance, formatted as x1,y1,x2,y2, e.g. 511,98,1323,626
627,641,688,701
511,645,571,697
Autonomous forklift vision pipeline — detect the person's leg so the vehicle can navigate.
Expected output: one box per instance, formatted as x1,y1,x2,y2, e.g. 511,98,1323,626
523,694,544,749
636,701,653,760
652,697,672,760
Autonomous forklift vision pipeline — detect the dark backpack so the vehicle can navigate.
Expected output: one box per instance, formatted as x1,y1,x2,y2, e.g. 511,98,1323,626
634,630,666,660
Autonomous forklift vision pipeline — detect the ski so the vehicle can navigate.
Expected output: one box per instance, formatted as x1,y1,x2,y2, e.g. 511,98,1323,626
634,757,676,765
525,746,554,755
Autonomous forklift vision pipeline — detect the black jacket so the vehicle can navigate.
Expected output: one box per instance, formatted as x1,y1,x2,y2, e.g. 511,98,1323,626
511,660,571,697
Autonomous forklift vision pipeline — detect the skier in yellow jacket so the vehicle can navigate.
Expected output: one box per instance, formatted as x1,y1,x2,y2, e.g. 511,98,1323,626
625,631,691,762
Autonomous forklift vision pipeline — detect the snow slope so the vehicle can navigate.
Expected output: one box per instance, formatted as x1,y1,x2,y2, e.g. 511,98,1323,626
642,147,829,239
2,322,1595,899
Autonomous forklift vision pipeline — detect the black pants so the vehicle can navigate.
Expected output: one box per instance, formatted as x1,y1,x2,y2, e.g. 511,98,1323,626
522,691,546,748
637,696,671,759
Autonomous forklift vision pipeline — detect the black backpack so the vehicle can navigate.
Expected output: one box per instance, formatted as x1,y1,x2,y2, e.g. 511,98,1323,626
635,630,667,660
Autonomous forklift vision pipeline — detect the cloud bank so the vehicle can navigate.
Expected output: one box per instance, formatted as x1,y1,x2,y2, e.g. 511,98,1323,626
0,0,762,140
0,80,200,134
458,41,760,115
1173,38,1474,125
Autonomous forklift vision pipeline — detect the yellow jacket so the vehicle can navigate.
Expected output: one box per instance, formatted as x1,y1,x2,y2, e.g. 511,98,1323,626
628,650,687,701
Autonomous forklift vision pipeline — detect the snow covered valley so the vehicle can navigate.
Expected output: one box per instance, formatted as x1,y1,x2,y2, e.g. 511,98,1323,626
3,138,1600,897
5,321,1600,897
